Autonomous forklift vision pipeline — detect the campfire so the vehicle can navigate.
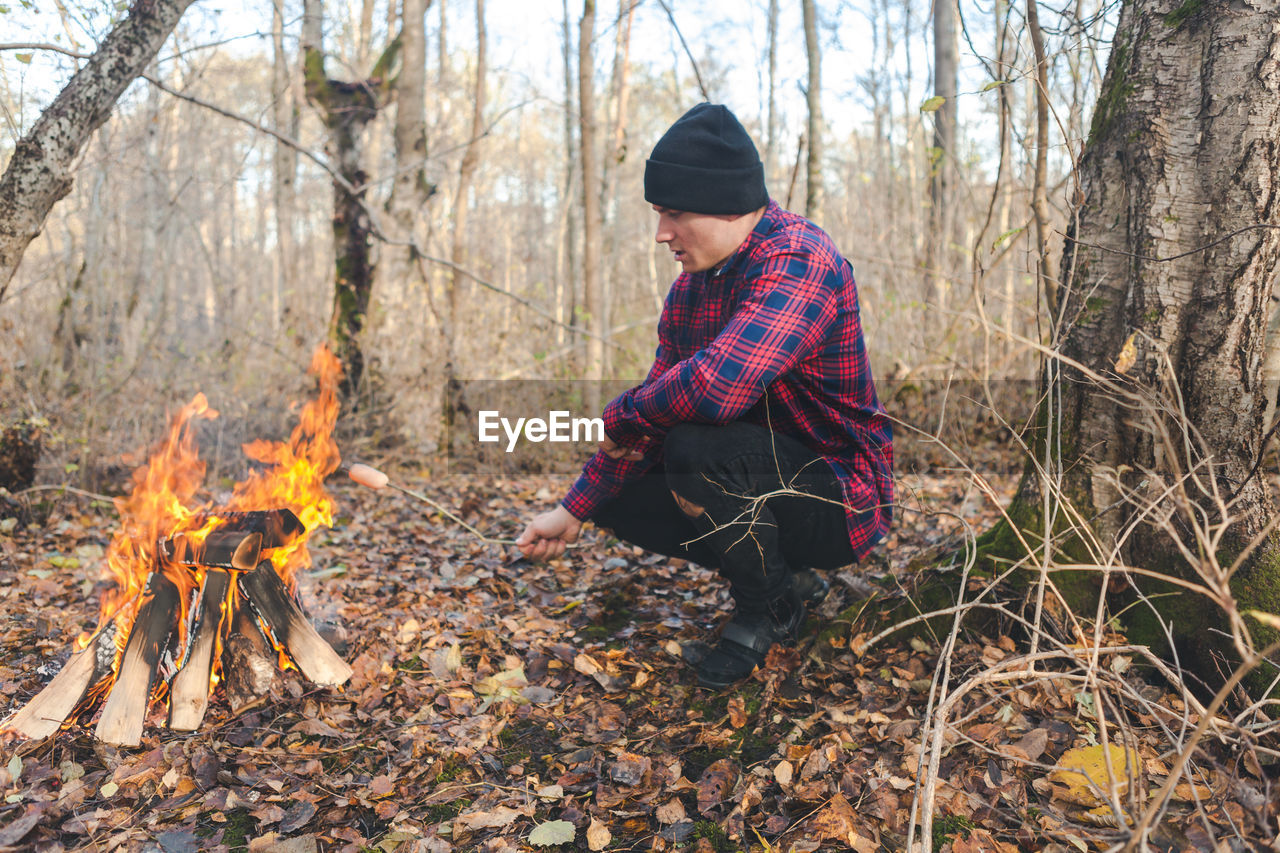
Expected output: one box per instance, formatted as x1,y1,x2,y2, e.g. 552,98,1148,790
4,346,352,746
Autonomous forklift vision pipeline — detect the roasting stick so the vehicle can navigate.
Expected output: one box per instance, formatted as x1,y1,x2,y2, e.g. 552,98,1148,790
342,462,520,546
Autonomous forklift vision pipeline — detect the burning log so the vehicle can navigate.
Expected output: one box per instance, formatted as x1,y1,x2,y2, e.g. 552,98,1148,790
223,605,279,714
214,509,305,549
168,569,230,731
3,628,116,740
239,562,353,687
95,573,179,746
162,530,262,571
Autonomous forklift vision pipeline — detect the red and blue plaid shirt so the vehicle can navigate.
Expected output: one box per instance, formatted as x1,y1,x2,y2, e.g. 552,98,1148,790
563,200,893,560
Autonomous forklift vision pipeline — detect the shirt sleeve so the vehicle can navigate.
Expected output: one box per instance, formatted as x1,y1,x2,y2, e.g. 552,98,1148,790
560,312,682,521
602,243,840,446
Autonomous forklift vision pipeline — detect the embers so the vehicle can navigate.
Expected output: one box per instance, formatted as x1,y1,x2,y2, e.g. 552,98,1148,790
4,508,351,746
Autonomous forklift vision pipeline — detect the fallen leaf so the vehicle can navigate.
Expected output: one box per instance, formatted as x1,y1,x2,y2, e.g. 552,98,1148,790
455,806,523,833
528,819,575,846
0,810,41,847
656,798,687,824
697,758,738,815
1048,744,1141,807
586,817,612,851
727,695,747,728
774,760,793,787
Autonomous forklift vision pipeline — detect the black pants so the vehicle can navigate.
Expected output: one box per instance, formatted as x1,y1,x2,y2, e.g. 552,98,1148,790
591,422,856,611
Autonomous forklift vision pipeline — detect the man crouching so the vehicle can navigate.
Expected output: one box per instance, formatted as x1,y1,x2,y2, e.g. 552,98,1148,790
517,103,893,689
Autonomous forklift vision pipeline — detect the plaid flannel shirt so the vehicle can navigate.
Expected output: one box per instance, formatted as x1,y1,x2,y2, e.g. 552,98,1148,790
563,200,893,560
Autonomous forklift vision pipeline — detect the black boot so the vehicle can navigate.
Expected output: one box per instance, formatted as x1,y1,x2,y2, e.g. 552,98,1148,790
695,589,806,689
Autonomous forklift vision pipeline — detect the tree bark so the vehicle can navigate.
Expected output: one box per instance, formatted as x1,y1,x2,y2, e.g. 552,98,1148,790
800,0,823,225
981,0,1280,698
302,0,397,402
0,0,197,301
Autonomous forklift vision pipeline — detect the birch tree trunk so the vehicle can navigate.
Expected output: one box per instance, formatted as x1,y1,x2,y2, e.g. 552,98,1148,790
982,0,1280,697
0,0,197,300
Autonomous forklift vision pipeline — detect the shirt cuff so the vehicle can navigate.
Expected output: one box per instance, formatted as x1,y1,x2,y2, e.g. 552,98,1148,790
562,474,609,521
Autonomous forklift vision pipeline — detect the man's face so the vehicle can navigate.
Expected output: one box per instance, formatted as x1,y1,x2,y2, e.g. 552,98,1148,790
653,205,750,274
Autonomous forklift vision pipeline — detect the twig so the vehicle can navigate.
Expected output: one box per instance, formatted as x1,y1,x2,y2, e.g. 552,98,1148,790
14,484,115,503
653,0,708,100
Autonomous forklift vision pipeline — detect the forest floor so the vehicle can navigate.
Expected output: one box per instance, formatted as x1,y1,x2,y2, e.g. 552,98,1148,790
0,437,1275,852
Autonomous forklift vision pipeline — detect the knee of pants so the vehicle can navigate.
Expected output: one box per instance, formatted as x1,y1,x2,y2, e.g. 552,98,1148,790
663,422,720,476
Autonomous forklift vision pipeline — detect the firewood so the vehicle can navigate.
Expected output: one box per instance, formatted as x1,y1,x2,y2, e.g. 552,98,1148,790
95,573,179,746
222,605,277,714
168,569,230,731
213,509,304,550
161,530,262,571
239,562,352,686
3,628,115,740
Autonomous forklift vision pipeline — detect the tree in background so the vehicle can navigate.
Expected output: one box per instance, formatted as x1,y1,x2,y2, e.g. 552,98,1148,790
0,0,196,301
800,0,823,225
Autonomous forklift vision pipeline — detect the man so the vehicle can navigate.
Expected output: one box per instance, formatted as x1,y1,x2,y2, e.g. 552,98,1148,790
517,103,893,688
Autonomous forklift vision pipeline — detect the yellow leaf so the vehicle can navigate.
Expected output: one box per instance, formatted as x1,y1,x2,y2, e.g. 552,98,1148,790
1047,744,1141,807
1114,333,1138,375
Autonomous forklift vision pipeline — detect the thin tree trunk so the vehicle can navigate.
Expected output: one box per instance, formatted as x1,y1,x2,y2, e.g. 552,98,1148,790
801,0,823,224
579,0,604,383
448,0,486,380
559,0,580,352
765,0,779,182
1026,0,1055,320
272,0,300,337
0,0,197,299
600,0,634,379
930,0,957,312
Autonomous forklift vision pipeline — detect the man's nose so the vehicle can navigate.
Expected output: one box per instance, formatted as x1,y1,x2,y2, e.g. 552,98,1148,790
655,226,672,243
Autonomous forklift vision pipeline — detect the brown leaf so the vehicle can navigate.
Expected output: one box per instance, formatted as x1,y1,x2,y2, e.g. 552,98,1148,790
774,760,793,787
0,810,42,847
726,695,747,728
696,758,738,815
368,774,394,797
586,817,612,851
609,752,651,786
656,798,686,824
279,801,317,834
807,791,858,841
1013,728,1049,762
454,806,523,833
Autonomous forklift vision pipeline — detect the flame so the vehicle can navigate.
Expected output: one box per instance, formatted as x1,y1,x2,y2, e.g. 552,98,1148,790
81,345,343,701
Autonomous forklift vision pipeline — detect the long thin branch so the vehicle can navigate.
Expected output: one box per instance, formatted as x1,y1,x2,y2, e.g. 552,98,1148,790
653,0,708,100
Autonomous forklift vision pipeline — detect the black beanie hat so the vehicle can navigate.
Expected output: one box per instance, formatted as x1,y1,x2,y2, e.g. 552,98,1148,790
644,103,769,215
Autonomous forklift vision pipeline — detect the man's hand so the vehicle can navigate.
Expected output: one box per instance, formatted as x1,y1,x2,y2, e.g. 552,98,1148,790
516,505,583,561
600,435,645,461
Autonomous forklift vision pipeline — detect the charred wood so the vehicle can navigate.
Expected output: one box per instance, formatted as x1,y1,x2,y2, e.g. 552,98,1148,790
162,530,262,571
212,509,304,550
